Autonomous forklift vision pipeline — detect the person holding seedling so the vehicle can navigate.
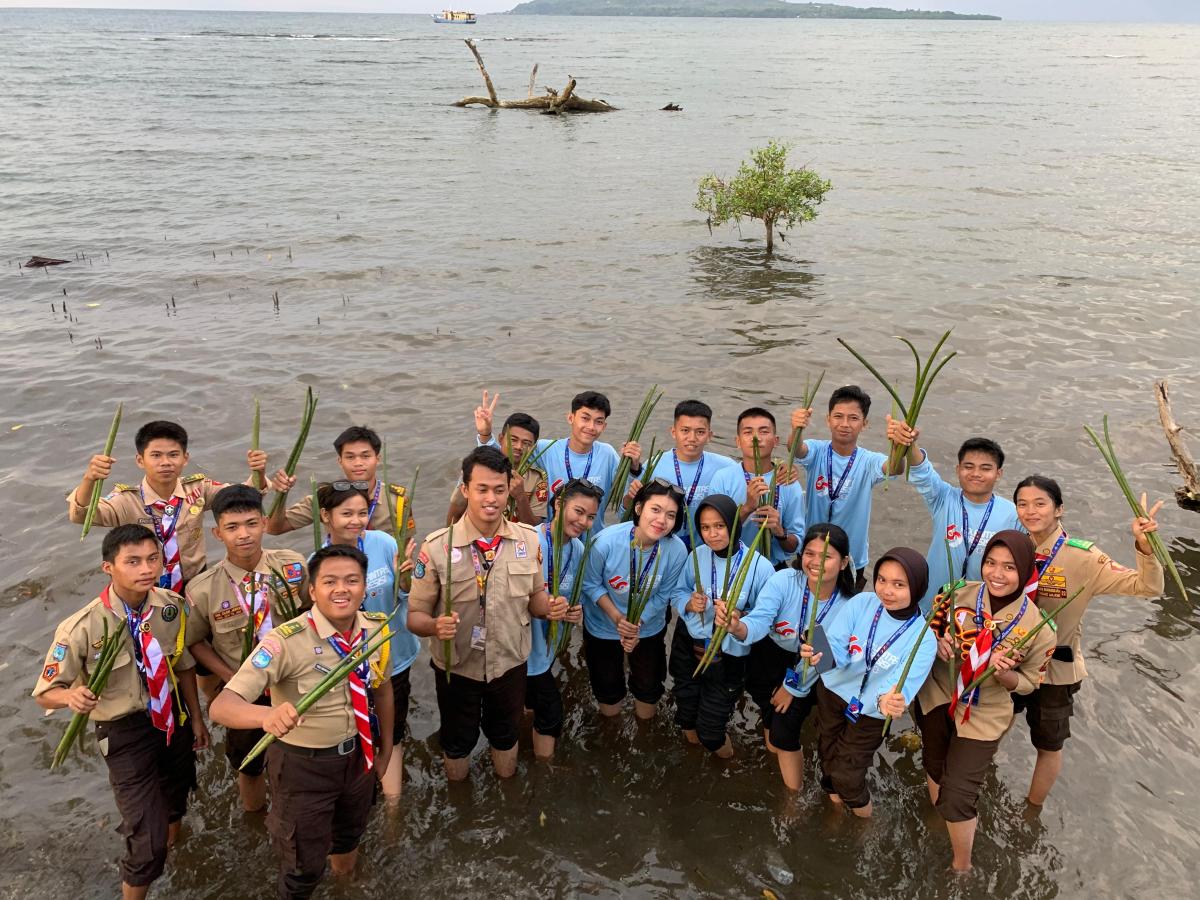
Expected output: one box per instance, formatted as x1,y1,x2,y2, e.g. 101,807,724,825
453,401,549,526
35,525,206,900
582,479,689,720
407,446,568,781
1011,474,1164,807
184,485,309,813
670,494,774,757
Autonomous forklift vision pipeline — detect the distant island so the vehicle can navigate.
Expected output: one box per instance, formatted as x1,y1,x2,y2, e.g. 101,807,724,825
507,1,1000,19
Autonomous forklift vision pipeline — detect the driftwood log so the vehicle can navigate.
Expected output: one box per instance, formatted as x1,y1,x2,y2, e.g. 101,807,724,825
1154,378,1200,511
25,256,69,268
453,39,616,114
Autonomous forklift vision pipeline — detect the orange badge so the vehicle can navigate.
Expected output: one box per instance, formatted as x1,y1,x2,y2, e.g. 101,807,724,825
535,482,549,503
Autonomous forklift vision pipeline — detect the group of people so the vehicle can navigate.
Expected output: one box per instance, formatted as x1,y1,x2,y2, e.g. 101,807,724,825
35,384,1169,897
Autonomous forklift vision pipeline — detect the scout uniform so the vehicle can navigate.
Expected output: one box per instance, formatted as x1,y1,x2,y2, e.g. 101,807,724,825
1013,527,1164,751
283,481,413,534
408,516,542,759
916,582,1055,824
33,586,195,889
224,606,390,900
67,473,228,587
184,549,309,775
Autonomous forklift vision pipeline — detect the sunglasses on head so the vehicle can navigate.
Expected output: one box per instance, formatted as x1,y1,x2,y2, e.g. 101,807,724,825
330,480,369,492
648,478,686,501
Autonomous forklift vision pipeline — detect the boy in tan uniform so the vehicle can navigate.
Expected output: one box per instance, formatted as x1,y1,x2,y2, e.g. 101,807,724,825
34,525,207,900
409,445,569,781
447,406,549,525
68,419,269,589
210,544,393,900
184,484,310,812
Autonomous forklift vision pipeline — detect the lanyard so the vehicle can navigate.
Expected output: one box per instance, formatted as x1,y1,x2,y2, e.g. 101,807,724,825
799,581,841,628
1036,532,1068,577
742,467,780,510
673,451,706,507
825,445,857,519
469,542,500,625
140,489,184,543
856,603,918,695
975,583,1028,643
367,481,381,523
564,441,594,481
628,535,659,597
958,493,995,578
708,543,744,599
122,602,151,665
311,612,369,681
224,568,266,617
542,522,574,591
323,534,365,552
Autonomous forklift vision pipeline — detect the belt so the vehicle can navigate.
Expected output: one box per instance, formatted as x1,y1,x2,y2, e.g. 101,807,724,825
94,710,151,731
279,736,359,758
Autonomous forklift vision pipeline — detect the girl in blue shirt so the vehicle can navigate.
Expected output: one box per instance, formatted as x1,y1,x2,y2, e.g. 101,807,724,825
582,479,688,720
800,547,936,816
719,523,855,790
669,494,774,757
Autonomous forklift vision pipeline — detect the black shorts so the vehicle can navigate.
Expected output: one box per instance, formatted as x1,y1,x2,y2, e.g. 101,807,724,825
746,637,795,729
582,625,668,706
390,668,413,744
1011,681,1081,752
766,685,818,753
224,694,272,777
668,625,748,752
96,712,196,887
916,700,1000,823
525,669,564,738
433,660,526,758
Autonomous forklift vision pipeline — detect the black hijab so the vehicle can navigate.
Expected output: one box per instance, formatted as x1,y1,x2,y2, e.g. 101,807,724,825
694,494,741,558
873,547,930,619
982,529,1036,607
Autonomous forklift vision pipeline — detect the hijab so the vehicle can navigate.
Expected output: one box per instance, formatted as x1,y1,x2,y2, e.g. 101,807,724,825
981,529,1036,607
694,494,741,558
873,547,930,619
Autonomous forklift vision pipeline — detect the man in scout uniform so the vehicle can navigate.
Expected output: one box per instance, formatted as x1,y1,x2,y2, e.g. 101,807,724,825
266,424,415,537
209,544,393,900
408,445,570,781
184,484,310,812
447,406,549,526
34,524,207,900
68,419,270,588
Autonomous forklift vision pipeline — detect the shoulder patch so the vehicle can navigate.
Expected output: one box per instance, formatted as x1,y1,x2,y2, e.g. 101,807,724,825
1066,538,1095,551
361,610,388,622
424,526,450,544
278,620,307,639
513,521,540,539
389,483,407,496
114,483,137,492
181,473,206,484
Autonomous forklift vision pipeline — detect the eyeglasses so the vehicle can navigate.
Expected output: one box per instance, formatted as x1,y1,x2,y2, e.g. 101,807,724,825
330,480,369,492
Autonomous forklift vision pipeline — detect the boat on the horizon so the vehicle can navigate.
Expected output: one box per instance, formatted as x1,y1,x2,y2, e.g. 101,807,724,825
432,10,477,24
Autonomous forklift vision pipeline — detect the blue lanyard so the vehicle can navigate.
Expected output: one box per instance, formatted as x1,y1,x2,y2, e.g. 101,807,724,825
958,493,995,579
742,467,780,510
122,603,151,665
799,580,840,628
628,534,659,596
673,451,705,506
323,534,365,552
975,583,1028,643
324,628,370,681
542,522,574,590
367,481,381,523
857,603,918,695
708,543,744,599
564,441,594,481
1037,532,1068,577
825,445,857,518
139,488,183,543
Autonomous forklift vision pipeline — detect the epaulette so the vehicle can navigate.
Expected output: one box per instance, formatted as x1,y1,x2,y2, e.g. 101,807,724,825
114,483,138,492
361,610,388,622
278,620,307,639
423,525,450,544
526,465,547,480
61,602,98,633
185,567,218,592
388,483,407,496
152,586,186,604
513,521,540,539
181,473,206,484
1066,538,1095,551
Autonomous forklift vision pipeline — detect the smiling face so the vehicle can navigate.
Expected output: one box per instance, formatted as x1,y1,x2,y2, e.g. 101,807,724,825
958,451,1002,502
634,493,679,543
1014,485,1064,539
338,440,380,484
559,494,600,540
103,537,164,599
671,415,712,463
213,508,265,562
800,536,847,596
502,425,537,464
321,494,369,545
461,463,510,528
735,416,778,465
981,544,1020,598
826,401,868,449
135,438,189,489
698,506,730,554
311,556,366,631
567,406,607,449
874,560,912,611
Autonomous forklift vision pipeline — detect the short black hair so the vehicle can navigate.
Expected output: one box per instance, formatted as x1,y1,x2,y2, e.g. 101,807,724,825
309,544,368,580
571,391,611,417
631,480,685,534
210,484,264,522
1014,474,1063,508
462,445,512,484
502,412,540,442
135,421,188,454
958,437,1005,468
736,407,776,431
674,400,713,423
317,481,369,511
334,425,382,455
549,478,604,517
102,523,161,563
828,385,871,418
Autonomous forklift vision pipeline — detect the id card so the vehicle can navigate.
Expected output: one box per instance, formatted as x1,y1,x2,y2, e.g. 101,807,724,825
783,666,812,695
844,696,863,723
470,625,487,650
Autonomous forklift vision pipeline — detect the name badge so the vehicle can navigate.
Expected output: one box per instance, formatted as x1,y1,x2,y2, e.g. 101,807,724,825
844,696,863,723
515,541,528,559
470,625,487,650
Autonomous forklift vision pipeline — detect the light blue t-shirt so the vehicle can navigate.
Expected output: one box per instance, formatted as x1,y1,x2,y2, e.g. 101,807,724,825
732,566,851,658
671,542,775,657
528,522,585,677
800,439,890,573
647,450,737,547
818,591,937,720
582,522,688,639
706,464,806,567
907,453,1022,608
535,438,622,539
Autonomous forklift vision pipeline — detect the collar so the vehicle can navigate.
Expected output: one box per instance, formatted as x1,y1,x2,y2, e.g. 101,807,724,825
1035,524,1068,555
220,552,270,581
451,514,522,547
140,476,185,504
307,604,365,640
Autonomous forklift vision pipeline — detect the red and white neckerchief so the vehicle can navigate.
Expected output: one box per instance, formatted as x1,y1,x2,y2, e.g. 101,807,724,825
142,487,185,591
949,580,1031,722
310,612,374,771
226,567,272,640
102,586,175,742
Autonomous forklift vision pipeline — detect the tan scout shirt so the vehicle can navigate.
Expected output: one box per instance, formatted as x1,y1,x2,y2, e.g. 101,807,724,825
185,549,311,674
67,474,229,582
1034,526,1164,685
284,481,414,535
408,515,543,682
918,581,1056,742
32,586,193,723
224,606,390,749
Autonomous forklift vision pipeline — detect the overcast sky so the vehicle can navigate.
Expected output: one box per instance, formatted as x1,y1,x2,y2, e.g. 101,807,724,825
2,1,1198,22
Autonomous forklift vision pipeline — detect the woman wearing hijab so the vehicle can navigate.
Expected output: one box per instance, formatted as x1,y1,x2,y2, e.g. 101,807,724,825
800,547,937,816
669,494,775,757
717,524,855,788
916,530,1057,871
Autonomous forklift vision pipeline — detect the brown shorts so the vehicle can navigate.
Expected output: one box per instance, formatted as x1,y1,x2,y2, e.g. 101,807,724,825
814,682,886,809
96,712,196,888
224,695,273,777
916,701,1000,823
265,740,376,899
1011,681,1081,752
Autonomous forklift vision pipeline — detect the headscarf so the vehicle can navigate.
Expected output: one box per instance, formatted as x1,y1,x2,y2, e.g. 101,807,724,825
792,523,856,598
694,494,740,558
872,547,930,619
981,529,1037,607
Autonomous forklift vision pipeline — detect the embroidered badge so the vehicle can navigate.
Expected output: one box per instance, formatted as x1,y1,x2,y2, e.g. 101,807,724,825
260,636,283,657
220,600,231,610
251,647,273,669
535,482,549,502
451,548,463,563
515,541,528,559
42,664,59,681
418,550,430,565
161,604,179,622
52,643,68,662
414,561,427,579
278,621,307,638
214,606,243,622
313,646,323,655
608,575,629,591
283,562,303,584
314,663,331,674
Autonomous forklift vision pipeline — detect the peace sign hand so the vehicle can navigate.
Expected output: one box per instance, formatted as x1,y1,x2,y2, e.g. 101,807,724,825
475,389,500,439
1132,491,1164,554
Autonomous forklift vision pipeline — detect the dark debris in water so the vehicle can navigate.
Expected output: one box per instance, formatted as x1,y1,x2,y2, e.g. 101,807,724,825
1,579,47,608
